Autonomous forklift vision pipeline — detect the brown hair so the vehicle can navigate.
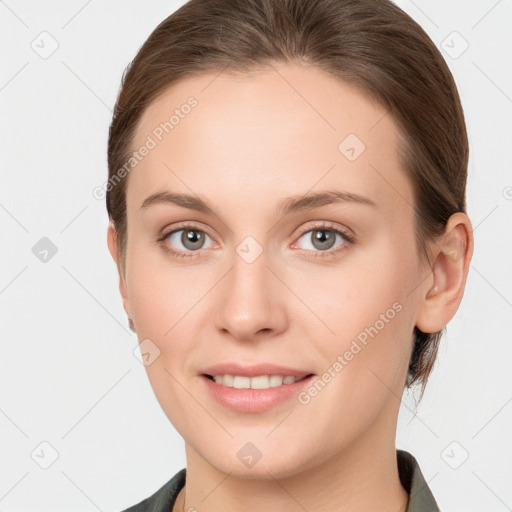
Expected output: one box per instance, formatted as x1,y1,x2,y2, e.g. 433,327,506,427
106,0,468,400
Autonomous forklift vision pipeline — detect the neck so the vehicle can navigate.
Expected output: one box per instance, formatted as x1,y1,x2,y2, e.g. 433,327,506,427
178,409,409,512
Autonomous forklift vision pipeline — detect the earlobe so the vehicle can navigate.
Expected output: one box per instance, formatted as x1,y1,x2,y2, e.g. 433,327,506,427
415,212,474,334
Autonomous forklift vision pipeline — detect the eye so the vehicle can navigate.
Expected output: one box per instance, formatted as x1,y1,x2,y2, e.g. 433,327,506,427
293,222,354,256
158,224,216,259
158,221,354,260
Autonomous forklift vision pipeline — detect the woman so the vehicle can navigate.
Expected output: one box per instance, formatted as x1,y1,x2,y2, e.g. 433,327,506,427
106,0,473,510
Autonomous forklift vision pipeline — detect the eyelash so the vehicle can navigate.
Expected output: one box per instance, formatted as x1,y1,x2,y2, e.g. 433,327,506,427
157,221,356,260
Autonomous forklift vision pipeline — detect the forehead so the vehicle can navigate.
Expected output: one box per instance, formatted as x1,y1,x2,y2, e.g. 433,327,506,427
128,62,412,218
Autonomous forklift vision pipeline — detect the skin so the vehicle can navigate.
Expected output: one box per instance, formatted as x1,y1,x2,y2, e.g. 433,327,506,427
107,61,473,512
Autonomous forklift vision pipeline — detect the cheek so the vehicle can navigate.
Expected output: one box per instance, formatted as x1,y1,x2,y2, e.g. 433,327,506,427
125,250,208,430
293,271,411,442
287,243,408,333
289,244,415,387
126,238,208,330
125,243,199,368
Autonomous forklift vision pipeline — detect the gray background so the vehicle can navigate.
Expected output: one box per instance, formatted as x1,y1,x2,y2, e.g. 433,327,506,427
1,1,511,510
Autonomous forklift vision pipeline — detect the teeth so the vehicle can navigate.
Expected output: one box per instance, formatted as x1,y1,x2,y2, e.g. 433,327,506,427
212,374,301,389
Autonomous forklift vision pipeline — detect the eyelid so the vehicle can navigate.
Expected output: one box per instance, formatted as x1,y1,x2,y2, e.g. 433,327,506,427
158,220,215,241
293,220,355,243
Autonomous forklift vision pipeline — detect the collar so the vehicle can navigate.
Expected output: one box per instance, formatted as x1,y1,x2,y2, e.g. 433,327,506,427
397,449,440,511
122,449,440,511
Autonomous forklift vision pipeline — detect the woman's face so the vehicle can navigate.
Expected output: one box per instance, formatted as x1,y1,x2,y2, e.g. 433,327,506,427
113,62,432,478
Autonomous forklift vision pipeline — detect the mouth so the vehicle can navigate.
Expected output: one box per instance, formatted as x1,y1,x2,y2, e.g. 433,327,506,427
202,373,314,387
199,372,317,412
202,374,314,380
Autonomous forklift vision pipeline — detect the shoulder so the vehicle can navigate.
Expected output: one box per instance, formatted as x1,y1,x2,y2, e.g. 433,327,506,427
397,449,440,512
120,468,186,512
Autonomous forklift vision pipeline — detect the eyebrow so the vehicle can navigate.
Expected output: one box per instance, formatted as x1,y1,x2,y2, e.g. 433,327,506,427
140,189,377,215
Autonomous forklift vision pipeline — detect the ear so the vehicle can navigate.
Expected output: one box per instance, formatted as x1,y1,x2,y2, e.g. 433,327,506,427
107,223,132,322
415,212,474,333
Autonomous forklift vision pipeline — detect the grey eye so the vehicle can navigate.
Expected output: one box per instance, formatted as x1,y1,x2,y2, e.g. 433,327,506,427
168,229,213,251
297,229,345,251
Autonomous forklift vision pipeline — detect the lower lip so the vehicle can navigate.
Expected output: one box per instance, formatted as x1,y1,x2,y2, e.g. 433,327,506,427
199,374,315,413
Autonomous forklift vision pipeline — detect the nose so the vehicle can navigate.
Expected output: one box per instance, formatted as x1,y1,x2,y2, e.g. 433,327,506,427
213,245,288,341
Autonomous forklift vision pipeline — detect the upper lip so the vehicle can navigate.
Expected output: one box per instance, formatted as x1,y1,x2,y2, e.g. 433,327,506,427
201,363,314,379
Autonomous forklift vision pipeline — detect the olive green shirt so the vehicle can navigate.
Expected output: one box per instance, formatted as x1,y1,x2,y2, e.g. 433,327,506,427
121,449,440,511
